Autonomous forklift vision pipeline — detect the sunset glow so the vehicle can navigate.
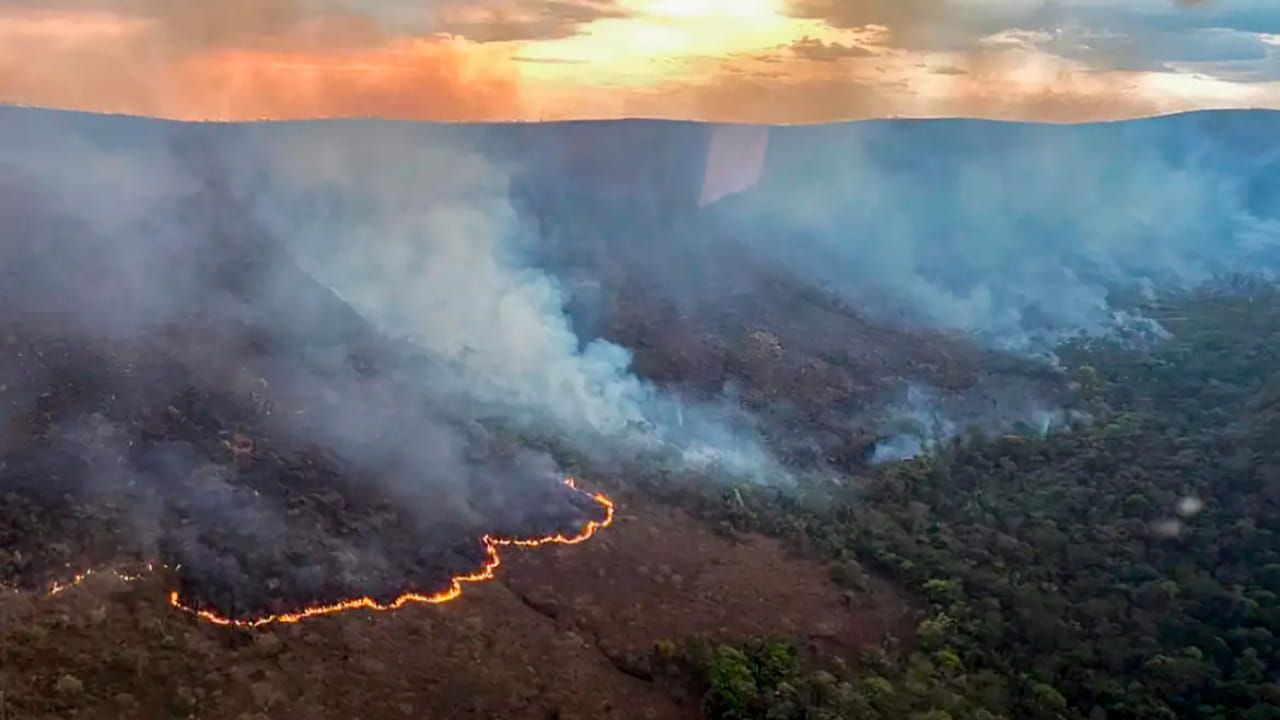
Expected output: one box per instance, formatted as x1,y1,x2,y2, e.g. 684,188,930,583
0,1,1277,123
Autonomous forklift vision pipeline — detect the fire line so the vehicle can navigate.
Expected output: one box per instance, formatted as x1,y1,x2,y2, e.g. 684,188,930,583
34,478,615,628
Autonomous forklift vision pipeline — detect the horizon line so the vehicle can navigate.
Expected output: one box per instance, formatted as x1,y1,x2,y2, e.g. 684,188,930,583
1,102,1276,129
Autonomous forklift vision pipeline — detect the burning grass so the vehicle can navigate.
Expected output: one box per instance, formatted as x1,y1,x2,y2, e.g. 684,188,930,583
22,479,614,627
167,478,614,627
0,308,620,623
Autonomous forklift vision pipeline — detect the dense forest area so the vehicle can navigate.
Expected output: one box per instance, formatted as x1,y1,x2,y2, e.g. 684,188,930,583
642,278,1280,720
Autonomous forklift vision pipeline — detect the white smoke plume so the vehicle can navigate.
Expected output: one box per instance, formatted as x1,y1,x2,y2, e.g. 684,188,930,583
0,108,802,609
704,114,1280,354
229,120,781,481
0,107,786,555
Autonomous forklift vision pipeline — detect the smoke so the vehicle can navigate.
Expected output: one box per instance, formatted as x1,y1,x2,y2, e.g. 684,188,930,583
238,122,646,435
229,119,781,482
868,384,957,464
9,103,1277,512
704,114,1280,356
673,113,1280,461
2,106,781,484
865,382,1074,464
0,108,638,609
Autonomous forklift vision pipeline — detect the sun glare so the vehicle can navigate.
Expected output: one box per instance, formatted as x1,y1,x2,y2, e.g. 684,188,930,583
515,0,816,85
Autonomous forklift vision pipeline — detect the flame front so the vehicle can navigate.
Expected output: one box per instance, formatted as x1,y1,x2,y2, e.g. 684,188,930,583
33,479,614,627
166,477,615,627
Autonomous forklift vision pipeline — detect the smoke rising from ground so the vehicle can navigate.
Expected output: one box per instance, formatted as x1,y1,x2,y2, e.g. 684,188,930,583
706,114,1280,357
0,108,652,609
230,120,780,481
242,122,647,436
674,113,1280,460
6,106,1280,506
864,381,1079,464
0,103,783,586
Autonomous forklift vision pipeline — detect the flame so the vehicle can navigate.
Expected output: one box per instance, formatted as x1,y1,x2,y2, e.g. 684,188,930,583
46,563,156,595
30,479,615,627
48,570,93,596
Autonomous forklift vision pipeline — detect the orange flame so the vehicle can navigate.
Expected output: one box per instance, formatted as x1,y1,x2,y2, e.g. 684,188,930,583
165,477,614,627
45,563,156,595
34,479,614,626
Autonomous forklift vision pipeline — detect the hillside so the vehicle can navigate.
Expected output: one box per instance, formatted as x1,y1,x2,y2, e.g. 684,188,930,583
2,106,1280,719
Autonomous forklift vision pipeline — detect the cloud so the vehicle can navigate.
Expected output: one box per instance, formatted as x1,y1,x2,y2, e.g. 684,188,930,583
1020,2,1280,74
781,0,1015,52
783,0,951,39
0,0,639,120
1108,2,1280,35
0,5,522,120
788,35,878,62
629,73,893,124
175,40,521,120
987,23,1276,75
601,34,1185,126
0,0,631,43
513,55,590,64
0,0,1277,123
782,0,1280,64
432,0,629,42
0,0,321,49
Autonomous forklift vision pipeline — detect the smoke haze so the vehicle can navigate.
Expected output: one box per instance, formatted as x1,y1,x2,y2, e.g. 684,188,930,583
5,107,1280,603
704,114,1280,354
0,108,640,611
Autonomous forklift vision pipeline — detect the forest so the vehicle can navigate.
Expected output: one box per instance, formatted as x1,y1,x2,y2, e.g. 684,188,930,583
6,107,1280,719
647,278,1280,720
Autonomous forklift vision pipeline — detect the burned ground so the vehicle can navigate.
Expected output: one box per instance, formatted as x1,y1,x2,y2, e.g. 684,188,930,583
0,300,609,622
1,483,911,720
0,247,919,718
0,109,1082,719
0,146,608,620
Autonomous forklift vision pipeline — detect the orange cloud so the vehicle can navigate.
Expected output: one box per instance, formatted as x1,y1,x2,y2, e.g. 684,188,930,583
926,46,1160,122
782,0,964,49
604,38,1171,126
433,0,629,42
176,41,520,121
0,1,1271,124
0,7,521,120
0,8,150,43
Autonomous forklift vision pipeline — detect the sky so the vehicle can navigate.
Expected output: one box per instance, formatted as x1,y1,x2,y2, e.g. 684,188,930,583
1,0,1279,123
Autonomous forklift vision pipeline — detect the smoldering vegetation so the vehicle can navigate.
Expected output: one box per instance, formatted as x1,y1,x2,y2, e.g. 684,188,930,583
2,107,1279,615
